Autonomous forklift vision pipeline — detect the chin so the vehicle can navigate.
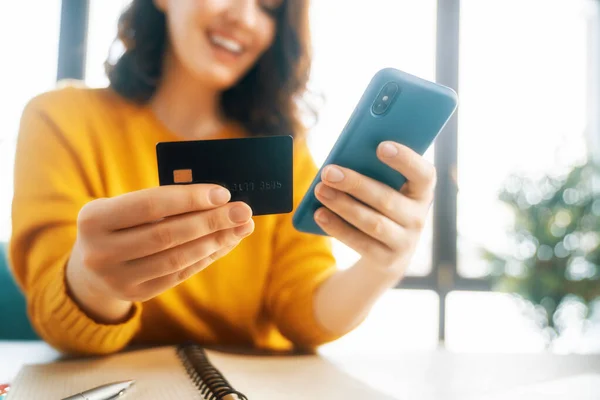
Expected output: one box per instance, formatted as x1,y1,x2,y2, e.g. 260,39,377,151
193,64,245,91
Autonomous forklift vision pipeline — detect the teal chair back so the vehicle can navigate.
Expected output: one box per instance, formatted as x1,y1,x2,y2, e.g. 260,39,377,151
0,242,39,340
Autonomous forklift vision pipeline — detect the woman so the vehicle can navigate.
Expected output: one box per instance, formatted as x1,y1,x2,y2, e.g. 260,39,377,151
9,0,436,355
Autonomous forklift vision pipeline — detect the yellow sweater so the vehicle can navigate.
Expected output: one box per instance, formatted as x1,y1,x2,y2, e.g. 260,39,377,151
9,85,340,355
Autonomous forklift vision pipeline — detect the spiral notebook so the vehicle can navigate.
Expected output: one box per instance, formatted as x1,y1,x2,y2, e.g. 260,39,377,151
7,343,397,399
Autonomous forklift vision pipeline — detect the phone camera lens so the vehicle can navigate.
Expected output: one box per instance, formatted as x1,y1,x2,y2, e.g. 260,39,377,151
372,82,399,115
373,102,387,114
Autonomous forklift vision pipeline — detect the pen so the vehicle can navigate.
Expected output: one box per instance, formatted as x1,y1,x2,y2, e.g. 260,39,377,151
61,380,135,400
0,383,10,399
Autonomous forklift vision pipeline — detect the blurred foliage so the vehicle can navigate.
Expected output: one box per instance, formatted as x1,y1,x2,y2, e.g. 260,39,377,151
484,158,600,337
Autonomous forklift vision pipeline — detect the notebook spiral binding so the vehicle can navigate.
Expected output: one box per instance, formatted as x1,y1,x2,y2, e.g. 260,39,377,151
177,344,248,400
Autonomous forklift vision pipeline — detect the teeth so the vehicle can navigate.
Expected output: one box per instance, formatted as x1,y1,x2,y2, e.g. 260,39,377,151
209,34,243,54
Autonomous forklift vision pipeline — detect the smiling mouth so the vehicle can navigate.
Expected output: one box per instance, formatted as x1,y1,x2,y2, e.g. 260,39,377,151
208,33,245,56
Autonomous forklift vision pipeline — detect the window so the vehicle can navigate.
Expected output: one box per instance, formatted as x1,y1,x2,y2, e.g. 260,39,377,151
0,0,61,242
86,0,131,87
457,0,589,279
445,291,548,353
321,290,439,356
448,0,596,353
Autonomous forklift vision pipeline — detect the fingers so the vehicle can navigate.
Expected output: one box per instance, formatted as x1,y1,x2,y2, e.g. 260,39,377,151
313,207,391,261
376,142,437,200
159,240,241,288
124,219,255,285
107,202,253,262
319,166,424,228
80,184,232,232
137,224,252,295
314,183,405,250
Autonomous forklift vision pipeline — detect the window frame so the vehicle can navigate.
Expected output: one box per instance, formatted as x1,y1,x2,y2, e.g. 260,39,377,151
57,0,89,81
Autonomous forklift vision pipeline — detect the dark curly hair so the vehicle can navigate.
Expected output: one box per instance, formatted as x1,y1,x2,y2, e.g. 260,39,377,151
105,0,315,137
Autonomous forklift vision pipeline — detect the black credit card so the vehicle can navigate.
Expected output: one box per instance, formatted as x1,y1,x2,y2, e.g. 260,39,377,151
156,135,293,216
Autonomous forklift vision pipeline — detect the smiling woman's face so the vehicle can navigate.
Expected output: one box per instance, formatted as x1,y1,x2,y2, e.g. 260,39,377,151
154,0,283,89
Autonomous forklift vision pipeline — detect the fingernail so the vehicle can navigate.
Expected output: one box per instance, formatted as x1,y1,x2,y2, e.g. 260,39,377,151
234,222,253,236
210,187,230,205
325,166,345,183
230,204,252,223
315,210,329,224
317,184,336,200
380,142,398,158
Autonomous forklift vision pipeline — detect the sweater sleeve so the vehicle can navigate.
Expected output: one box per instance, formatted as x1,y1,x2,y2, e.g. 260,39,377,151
9,91,142,355
265,137,343,348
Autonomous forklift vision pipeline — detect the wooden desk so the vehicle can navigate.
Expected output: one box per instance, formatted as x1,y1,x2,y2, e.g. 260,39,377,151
1,341,599,399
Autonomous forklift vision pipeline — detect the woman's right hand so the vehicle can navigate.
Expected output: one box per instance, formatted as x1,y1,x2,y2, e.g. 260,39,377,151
65,184,254,324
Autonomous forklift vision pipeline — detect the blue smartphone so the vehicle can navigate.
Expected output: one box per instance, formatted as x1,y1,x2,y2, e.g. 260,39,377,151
292,67,458,235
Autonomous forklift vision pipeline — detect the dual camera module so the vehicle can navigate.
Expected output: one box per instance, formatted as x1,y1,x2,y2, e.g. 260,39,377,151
371,82,400,115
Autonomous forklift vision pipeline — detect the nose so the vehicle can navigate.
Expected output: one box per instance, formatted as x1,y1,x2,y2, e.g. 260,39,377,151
226,0,259,30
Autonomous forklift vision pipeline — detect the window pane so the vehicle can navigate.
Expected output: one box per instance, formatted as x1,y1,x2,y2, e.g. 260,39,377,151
321,290,439,356
309,0,437,275
446,291,548,352
457,0,590,278
446,291,600,353
0,0,61,241
86,0,131,87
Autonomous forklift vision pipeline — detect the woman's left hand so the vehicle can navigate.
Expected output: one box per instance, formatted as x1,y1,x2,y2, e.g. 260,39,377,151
314,141,436,276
